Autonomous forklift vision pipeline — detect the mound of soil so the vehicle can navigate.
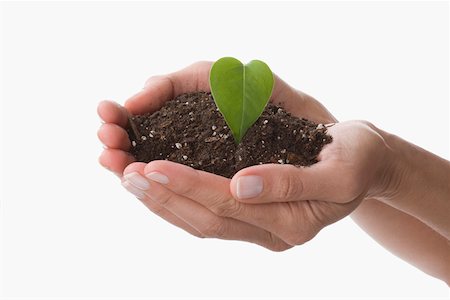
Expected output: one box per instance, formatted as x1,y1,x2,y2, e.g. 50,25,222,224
126,92,332,178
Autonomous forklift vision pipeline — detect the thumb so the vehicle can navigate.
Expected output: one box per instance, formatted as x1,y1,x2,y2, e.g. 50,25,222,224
230,163,341,203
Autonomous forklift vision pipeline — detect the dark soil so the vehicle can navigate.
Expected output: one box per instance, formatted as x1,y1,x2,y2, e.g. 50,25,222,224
126,92,332,178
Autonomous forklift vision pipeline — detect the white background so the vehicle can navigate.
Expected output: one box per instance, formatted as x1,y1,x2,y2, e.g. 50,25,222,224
1,1,449,299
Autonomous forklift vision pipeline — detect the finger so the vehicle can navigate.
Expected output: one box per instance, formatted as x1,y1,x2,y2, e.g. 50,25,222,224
124,76,174,115
296,90,338,124
123,163,291,251
97,123,131,151
97,100,129,127
270,74,298,108
98,148,135,176
271,75,337,124
122,180,203,237
141,160,322,246
120,162,203,237
147,183,290,251
125,61,212,115
158,60,212,96
230,163,353,204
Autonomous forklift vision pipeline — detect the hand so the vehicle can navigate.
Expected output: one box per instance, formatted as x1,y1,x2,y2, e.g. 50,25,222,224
97,61,391,250
118,120,390,251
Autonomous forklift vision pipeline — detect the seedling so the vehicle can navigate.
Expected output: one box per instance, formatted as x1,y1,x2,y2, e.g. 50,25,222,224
209,57,274,143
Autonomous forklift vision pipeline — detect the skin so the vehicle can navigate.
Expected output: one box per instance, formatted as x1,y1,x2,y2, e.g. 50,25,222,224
97,61,450,284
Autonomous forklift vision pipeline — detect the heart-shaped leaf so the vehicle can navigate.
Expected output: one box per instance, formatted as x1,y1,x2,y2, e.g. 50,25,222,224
209,57,274,143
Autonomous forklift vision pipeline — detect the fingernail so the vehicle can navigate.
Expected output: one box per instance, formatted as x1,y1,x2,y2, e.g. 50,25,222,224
123,172,150,190
145,172,169,184
122,180,146,199
236,176,263,199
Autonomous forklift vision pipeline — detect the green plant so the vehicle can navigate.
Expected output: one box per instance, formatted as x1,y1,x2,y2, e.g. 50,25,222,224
209,57,274,143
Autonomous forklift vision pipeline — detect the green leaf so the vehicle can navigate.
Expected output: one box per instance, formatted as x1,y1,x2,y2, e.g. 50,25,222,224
209,57,274,143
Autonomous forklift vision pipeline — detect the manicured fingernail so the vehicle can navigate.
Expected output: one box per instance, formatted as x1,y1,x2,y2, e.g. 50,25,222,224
236,176,263,199
123,172,150,190
145,172,169,184
122,180,146,199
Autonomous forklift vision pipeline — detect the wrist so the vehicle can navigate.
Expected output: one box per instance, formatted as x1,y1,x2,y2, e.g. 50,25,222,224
366,126,406,201
367,125,450,239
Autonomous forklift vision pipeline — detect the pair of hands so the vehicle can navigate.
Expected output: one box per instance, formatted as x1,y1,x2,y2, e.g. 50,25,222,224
97,61,392,251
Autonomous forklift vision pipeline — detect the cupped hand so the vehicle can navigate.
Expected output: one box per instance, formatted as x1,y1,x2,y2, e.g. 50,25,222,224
118,120,390,250
97,61,390,250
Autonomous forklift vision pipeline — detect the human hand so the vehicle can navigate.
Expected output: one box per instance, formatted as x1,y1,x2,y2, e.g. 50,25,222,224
118,120,390,250
97,61,391,250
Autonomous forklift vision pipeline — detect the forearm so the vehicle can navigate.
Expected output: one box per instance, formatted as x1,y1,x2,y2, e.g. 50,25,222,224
374,129,450,239
351,198,450,284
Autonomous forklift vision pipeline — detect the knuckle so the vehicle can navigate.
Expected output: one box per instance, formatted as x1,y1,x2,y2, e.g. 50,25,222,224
178,182,198,200
282,228,315,246
209,198,242,217
145,201,165,215
265,232,292,252
283,234,306,246
358,119,375,129
172,168,203,199
195,232,206,239
153,192,172,207
190,230,205,239
276,174,300,201
201,218,227,239
267,243,292,252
